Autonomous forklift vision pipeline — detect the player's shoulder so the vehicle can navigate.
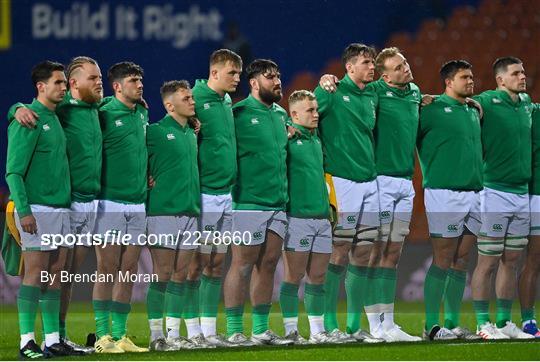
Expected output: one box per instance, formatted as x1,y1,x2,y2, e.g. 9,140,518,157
518,92,531,104
232,97,249,114
272,102,287,115
135,103,149,118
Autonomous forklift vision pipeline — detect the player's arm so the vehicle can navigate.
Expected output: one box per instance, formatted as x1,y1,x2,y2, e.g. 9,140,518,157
5,122,41,233
314,86,333,118
146,125,158,189
8,102,39,128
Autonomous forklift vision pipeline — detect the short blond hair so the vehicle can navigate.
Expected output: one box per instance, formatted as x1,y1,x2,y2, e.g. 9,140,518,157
375,47,402,74
288,90,316,108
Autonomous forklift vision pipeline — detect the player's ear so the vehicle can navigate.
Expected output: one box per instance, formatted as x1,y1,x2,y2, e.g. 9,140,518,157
210,68,219,80
69,77,77,90
249,77,258,91
112,80,122,94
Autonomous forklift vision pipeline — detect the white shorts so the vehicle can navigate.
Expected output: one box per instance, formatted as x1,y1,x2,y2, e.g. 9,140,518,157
94,200,146,246
479,187,530,238
332,176,380,230
232,210,288,246
146,215,199,250
529,195,540,236
424,188,481,238
284,216,332,254
70,200,98,246
199,193,232,254
15,205,71,251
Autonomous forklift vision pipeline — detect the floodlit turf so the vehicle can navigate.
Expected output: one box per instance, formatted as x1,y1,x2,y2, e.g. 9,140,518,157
0,301,538,360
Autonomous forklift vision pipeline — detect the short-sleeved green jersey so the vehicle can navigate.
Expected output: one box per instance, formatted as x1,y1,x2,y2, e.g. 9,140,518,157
530,103,540,195
146,115,200,216
6,99,71,217
315,74,378,182
287,124,329,219
192,79,237,195
99,97,148,204
232,95,288,211
474,90,533,194
369,79,421,179
417,94,483,191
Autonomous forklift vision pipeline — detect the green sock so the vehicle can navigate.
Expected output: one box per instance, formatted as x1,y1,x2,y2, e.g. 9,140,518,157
165,281,185,318
379,267,397,305
443,268,467,329
521,307,535,323
17,285,40,336
147,281,167,320
200,275,222,318
305,283,325,316
111,301,131,340
279,282,299,319
39,289,61,337
252,303,272,335
345,264,368,334
93,300,112,338
495,299,513,328
364,267,380,307
424,264,448,330
182,280,200,320
324,263,345,332
473,300,490,327
225,305,244,336
59,319,66,338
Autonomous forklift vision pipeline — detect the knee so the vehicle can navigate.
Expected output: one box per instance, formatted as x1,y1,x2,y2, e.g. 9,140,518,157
331,242,350,266
452,256,469,271
285,271,305,285
307,270,325,285
382,246,402,267
261,254,280,272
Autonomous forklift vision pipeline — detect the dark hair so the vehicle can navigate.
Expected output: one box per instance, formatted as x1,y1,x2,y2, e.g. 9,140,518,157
493,56,522,76
31,60,64,87
107,61,144,87
245,59,279,80
210,49,242,68
160,80,191,100
342,43,377,67
440,60,472,87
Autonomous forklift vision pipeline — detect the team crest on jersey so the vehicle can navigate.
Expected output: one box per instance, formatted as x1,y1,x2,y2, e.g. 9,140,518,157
204,103,210,110
296,140,303,145
492,98,502,104
42,124,50,131
251,118,259,124
386,91,394,97
69,99,78,105
167,133,176,140
342,95,350,102
115,119,124,127
444,107,452,113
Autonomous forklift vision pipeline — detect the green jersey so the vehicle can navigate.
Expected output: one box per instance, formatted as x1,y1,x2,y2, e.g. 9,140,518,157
6,99,71,217
530,103,540,195
474,90,533,194
146,115,200,216
99,97,148,204
287,124,329,219
232,95,288,210
417,94,483,191
192,79,237,195
369,79,421,179
315,74,378,182
7,92,102,202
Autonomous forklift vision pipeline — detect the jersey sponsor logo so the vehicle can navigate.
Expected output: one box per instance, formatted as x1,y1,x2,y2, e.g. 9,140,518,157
115,119,124,127
492,98,502,104
342,95,350,102
251,118,259,124
380,210,391,219
346,215,356,224
140,114,144,120
69,99,78,105
253,231,263,240
492,223,503,231
296,140,303,145
203,103,210,110
204,224,215,231
447,224,458,232
42,124,50,131
166,133,176,140
299,238,310,247
444,107,452,113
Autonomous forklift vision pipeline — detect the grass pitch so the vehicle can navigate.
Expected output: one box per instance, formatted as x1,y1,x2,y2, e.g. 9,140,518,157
0,301,538,360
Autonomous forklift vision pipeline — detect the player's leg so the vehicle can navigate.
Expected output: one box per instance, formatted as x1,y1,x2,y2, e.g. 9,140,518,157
200,251,227,340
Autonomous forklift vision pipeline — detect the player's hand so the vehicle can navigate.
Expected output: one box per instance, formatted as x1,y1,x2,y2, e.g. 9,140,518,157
15,107,38,128
319,74,339,93
421,94,436,106
148,175,155,189
189,117,201,135
287,125,298,139
20,215,37,234
465,97,483,118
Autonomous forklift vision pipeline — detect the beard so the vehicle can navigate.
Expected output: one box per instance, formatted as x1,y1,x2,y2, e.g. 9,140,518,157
79,86,102,104
259,86,282,104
